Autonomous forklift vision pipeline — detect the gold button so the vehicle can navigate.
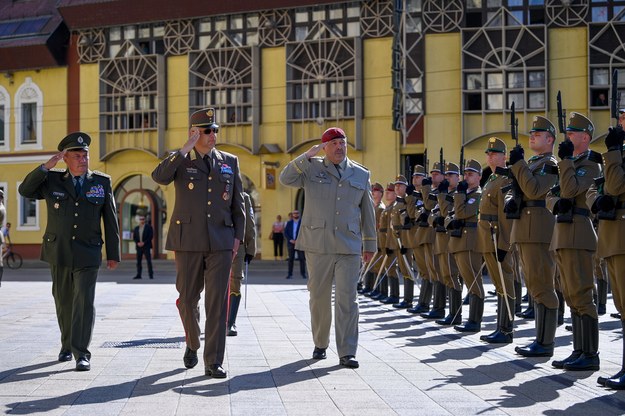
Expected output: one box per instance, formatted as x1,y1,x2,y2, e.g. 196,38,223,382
526,210,531,215
74,225,77,228
208,214,211,218
72,236,75,240
339,184,342,187
208,201,212,205
176,220,181,224
75,202,79,206
337,197,341,200
75,213,78,217
208,188,212,192
208,176,212,180
487,194,491,197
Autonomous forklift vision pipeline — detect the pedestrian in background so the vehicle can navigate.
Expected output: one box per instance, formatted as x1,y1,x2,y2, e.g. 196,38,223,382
284,210,306,279
271,214,285,260
132,215,154,279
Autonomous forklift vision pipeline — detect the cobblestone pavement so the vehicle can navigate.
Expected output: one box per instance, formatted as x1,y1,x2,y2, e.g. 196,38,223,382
0,260,624,415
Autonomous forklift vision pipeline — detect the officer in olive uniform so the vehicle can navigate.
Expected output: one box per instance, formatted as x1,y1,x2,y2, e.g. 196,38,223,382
360,182,385,295
391,175,416,308
448,160,484,332
19,132,120,371
477,138,516,343
588,114,625,388
408,165,435,314
505,116,559,358
431,163,462,326
547,112,601,371
228,192,256,336
279,127,376,369
381,187,401,305
152,108,245,379
369,184,396,301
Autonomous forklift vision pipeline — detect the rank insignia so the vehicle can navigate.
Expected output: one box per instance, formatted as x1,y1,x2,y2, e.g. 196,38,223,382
220,163,233,175
576,168,587,177
85,184,105,198
468,198,476,205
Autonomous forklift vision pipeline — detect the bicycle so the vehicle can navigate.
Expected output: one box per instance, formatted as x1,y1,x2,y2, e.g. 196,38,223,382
2,244,23,269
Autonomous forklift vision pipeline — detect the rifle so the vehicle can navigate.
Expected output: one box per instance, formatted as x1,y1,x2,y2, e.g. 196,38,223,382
459,145,465,173
612,68,621,125
496,101,522,219
424,148,428,174
439,147,444,172
556,90,567,141
511,101,519,146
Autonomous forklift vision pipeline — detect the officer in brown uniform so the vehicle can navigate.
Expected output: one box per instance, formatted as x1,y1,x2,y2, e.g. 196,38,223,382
228,191,256,336
505,116,559,358
431,162,462,326
408,165,434,313
477,138,516,343
370,183,396,301
420,162,447,319
391,175,416,308
152,108,245,379
381,186,401,305
361,182,385,295
547,112,601,371
448,160,484,332
588,116,625,388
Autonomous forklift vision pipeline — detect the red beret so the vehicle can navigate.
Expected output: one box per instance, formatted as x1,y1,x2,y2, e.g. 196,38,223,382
321,127,346,143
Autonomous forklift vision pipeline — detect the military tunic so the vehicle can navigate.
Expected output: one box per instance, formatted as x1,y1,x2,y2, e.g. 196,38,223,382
433,187,459,290
231,192,256,295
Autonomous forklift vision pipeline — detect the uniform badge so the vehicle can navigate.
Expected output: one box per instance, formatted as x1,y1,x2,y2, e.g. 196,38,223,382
576,168,587,177
54,202,60,209
186,167,198,174
222,192,230,200
188,183,194,190
416,200,424,207
220,163,233,175
468,198,476,205
85,184,105,198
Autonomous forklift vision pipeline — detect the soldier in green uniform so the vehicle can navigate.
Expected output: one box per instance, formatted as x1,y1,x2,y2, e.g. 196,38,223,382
360,182,385,296
391,175,416,308
382,186,401,305
449,160,484,332
370,183,396,301
279,127,376,369
19,132,120,371
547,112,601,371
505,116,559,358
152,108,245,379
588,114,625,388
228,191,256,336
407,165,434,314
477,138,516,343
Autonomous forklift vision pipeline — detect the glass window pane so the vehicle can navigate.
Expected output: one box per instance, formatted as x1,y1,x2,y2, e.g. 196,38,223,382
487,94,503,110
508,93,524,109
199,20,211,32
21,103,36,144
330,7,343,19
528,92,545,109
406,98,422,114
407,0,422,13
215,17,227,31
21,196,37,226
153,25,164,37
466,74,483,90
487,73,503,89
296,10,308,23
592,68,609,85
138,26,150,38
592,7,609,22
487,0,502,7
507,72,524,88
347,22,360,37
508,0,523,7
124,26,135,39
231,15,243,29
467,0,482,7
110,27,121,41
407,78,422,93
528,71,545,88
0,105,4,146
347,5,360,17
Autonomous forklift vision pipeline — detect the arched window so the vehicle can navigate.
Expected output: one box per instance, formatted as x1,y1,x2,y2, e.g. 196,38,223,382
14,77,43,150
0,85,9,151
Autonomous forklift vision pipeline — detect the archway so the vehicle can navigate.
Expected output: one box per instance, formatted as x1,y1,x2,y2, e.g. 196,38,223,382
114,174,167,260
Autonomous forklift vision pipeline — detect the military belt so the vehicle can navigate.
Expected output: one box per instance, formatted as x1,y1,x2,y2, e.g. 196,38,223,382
402,224,412,230
379,228,387,232
392,225,403,231
463,222,478,227
418,222,430,228
572,207,590,217
523,200,546,208
479,214,498,222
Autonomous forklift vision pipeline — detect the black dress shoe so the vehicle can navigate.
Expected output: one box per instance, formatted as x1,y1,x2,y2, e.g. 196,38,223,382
392,300,412,309
206,364,227,378
285,275,292,279
58,350,72,362
183,347,198,369
133,275,142,279
75,357,90,371
312,347,326,360
339,355,359,368
227,325,238,337
407,304,429,314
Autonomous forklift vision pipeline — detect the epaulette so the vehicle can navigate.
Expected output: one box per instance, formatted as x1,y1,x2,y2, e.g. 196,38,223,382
351,160,369,171
92,170,111,179
49,168,66,173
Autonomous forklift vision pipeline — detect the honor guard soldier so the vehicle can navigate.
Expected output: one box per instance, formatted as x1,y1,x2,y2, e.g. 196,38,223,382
360,182,385,295
547,112,601,371
381,184,401,305
588,113,625,388
228,192,256,336
477,138,516,343
420,162,447,319
391,175,416,308
19,132,120,371
504,116,559,358
408,165,435,314
370,183,397,301
152,108,245,379
432,162,462,326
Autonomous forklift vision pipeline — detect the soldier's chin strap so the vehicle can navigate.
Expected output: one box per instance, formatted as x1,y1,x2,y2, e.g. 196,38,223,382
490,223,513,321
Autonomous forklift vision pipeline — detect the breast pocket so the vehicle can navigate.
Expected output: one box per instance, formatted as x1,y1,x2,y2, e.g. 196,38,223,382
346,179,365,204
48,193,69,216
309,176,333,199
85,196,105,218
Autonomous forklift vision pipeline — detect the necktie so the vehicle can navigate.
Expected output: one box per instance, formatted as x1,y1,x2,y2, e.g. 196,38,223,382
203,154,211,174
74,176,82,196
334,164,342,178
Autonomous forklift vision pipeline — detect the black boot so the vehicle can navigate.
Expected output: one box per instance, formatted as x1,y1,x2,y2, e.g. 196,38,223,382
421,282,445,319
514,281,522,314
553,312,582,368
481,295,502,341
408,279,432,314
517,295,535,319
436,287,462,325
0,265,3,288
227,294,242,336
483,295,514,344
394,276,414,308
603,320,625,389
455,293,483,332
564,314,600,371
557,291,565,326
515,303,556,357
597,279,608,316
360,271,374,295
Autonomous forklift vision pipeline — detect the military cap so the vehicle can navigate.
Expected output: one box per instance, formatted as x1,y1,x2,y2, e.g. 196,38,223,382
485,137,507,154
529,116,556,138
464,159,482,174
386,182,395,192
412,165,426,176
566,112,594,138
371,182,384,193
321,127,347,143
57,132,91,152
393,174,408,185
430,162,443,173
190,107,219,129
445,162,460,175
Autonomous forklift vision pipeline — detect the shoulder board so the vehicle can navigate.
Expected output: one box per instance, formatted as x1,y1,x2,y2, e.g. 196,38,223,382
351,160,369,171
92,170,111,179
49,168,66,173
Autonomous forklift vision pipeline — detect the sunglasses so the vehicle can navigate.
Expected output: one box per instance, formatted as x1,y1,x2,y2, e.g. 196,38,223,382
203,128,219,134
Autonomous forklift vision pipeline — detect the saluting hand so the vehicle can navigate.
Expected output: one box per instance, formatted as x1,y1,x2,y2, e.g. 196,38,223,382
181,127,201,155
305,143,326,159
43,150,66,170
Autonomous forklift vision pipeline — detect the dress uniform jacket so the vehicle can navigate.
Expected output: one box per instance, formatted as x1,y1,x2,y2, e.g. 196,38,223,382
279,154,377,254
19,167,120,267
448,187,481,254
477,174,513,253
415,185,436,246
432,188,454,256
152,148,245,250
508,153,558,244
232,192,257,286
